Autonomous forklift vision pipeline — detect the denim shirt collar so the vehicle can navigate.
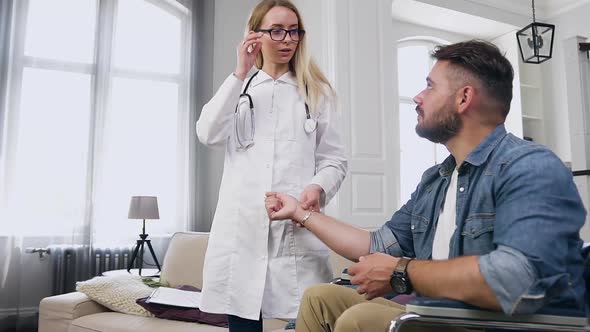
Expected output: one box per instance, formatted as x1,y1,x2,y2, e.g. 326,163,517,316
438,124,507,176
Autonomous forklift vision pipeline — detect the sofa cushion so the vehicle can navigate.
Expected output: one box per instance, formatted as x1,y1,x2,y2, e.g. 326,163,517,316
38,292,110,332
68,312,288,332
160,232,209,288
76,276,154,317
69,312,226,332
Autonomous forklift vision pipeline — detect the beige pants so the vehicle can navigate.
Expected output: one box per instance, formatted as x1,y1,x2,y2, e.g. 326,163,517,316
296,284,476,332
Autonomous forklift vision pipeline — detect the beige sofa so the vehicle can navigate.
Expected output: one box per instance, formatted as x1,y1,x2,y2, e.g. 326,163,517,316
39,231,352,332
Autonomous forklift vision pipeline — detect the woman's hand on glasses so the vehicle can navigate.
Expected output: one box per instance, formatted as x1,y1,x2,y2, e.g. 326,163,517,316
234,31,263,81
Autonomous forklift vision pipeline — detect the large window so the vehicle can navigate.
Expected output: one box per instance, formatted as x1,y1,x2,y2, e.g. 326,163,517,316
397,39,448,205
0,0,191,245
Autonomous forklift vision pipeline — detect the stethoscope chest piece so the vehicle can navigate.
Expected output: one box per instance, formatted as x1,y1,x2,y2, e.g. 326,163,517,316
304,118,317,134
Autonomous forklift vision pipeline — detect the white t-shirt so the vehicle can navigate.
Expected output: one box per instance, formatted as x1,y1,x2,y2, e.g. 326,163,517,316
432,168,458,260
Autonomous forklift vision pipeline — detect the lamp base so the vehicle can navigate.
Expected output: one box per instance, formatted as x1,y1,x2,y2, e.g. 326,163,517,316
127,234,161,276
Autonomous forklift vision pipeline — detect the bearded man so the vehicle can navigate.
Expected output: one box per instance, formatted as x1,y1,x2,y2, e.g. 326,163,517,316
264,40,587,332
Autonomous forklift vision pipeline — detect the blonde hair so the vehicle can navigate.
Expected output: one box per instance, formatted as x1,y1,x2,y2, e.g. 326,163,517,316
247,0,335,113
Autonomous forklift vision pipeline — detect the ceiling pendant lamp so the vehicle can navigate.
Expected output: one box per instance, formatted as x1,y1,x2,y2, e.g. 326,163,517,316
516,0,555,64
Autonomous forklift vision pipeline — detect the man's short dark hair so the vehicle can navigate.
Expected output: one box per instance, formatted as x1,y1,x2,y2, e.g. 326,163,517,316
432,40,514,118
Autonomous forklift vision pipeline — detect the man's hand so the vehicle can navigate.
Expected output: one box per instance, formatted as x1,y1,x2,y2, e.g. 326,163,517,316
265,192,301,220
264,192,283,218
348,253,400,300
299,184,323,212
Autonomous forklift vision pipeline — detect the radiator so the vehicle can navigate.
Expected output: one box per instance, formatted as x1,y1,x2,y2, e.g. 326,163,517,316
48,245,136,294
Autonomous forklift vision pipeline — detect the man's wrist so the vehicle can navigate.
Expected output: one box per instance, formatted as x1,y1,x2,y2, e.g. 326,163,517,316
390,257,415,294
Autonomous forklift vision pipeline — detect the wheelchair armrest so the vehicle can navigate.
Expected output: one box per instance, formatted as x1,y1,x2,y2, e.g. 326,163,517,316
408,297,585,317
401,297,585,328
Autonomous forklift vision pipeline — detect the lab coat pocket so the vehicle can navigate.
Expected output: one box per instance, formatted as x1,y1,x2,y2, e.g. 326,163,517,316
294,226,329,252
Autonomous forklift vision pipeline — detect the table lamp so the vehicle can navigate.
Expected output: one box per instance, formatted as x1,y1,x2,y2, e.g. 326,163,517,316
127,196,161,275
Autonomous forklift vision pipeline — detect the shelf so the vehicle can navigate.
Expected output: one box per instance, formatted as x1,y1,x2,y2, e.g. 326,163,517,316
520,83,540,89
522,114,543,120
519,58,544,145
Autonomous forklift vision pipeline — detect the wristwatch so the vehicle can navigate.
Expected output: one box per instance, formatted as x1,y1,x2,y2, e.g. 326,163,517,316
390,257,415,294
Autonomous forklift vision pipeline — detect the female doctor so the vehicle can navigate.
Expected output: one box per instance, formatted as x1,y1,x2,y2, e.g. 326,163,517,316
196,0,347,331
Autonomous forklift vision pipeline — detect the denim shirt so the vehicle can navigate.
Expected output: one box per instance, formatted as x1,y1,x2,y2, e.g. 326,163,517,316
371,124,586,314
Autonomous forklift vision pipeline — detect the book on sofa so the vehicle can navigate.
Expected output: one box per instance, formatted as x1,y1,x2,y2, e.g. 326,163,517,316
146,287,201,308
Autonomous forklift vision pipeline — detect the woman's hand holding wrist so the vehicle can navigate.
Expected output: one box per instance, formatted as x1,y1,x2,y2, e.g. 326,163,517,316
293,204,317,227
293,205,309,224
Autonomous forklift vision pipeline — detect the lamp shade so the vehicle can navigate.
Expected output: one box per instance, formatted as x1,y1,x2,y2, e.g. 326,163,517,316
128,196,160,220
516,23,555,64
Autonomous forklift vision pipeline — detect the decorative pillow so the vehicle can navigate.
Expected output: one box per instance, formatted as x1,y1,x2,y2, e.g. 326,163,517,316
76,275,154,317
136,285,228,327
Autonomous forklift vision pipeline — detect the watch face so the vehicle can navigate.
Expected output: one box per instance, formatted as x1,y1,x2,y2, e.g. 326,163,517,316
391,276,407,294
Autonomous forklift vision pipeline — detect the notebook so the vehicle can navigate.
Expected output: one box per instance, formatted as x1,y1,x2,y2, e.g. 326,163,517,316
146,287,201,308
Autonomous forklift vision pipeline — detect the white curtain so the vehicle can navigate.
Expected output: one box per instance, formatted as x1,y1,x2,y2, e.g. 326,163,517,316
0,0,194,330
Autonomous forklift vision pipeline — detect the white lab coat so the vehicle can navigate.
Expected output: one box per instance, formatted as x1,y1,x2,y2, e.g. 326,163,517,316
196,70,347,320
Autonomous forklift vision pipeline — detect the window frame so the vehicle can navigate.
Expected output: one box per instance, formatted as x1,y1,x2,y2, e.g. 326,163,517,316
0,0,192,236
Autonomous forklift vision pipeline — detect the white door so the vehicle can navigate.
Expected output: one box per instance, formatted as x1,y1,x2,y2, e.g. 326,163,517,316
328,0,398,229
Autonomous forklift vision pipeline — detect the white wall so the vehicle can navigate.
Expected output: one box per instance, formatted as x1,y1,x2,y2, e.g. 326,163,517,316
543,2,590,162
544,3,590,240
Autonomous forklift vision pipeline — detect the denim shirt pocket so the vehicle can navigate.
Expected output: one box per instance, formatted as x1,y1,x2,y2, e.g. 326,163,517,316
461,213,495,255
411,215,431,259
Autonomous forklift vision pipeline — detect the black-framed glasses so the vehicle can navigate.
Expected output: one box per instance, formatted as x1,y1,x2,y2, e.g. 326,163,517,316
256,28,305,42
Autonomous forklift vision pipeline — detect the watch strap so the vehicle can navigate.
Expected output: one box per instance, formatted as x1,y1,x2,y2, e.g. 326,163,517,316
395,257,414,275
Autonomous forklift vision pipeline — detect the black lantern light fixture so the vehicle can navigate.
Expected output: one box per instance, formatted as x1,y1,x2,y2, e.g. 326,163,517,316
581,42,590,59
516,0,555,64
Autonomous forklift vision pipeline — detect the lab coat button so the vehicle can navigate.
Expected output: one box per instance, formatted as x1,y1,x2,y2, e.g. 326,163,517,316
266,164,270,168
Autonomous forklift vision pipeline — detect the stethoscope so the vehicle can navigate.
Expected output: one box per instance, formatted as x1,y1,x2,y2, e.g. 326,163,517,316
234,71,317,150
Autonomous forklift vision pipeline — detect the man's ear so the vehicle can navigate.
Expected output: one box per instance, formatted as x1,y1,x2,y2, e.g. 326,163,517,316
456,85,475,114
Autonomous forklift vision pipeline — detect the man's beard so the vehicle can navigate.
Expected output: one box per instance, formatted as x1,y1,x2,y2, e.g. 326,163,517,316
415,103,462,144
